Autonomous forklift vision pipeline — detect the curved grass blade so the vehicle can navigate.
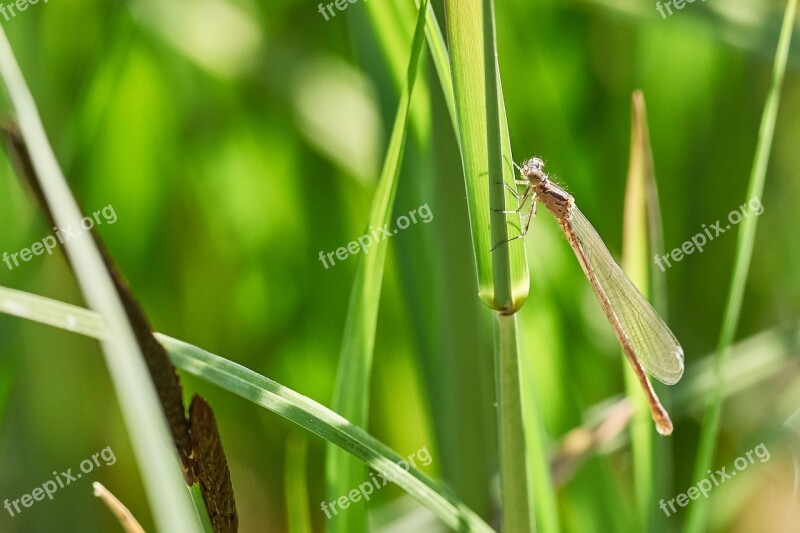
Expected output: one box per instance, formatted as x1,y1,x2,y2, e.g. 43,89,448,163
169,338,493,533
686,0,798,530
0,29,200,533
2,120,233,532
0,287,496,533
326,1,430,532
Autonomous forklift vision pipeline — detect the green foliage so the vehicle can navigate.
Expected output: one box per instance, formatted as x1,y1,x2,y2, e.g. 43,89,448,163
687,0,798,531
0,0,798,531
326,1,429,531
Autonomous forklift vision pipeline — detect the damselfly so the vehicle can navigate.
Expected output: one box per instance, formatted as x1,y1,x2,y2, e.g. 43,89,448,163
494,157,684,435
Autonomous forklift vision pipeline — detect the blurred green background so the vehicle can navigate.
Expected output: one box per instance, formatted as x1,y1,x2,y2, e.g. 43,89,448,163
0,0,799,531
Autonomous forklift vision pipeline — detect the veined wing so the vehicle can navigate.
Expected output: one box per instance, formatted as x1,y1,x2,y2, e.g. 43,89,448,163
566,207,684,385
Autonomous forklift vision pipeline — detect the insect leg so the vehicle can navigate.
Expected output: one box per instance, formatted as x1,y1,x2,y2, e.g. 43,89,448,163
491,193,537,251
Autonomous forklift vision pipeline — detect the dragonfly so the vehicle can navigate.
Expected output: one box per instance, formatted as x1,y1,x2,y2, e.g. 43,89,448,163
494,157,684,435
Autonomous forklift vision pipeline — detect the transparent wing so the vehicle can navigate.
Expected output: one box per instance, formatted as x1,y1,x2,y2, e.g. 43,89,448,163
566,207,684,385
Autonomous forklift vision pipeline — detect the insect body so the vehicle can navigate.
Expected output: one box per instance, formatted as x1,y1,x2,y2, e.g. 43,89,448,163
495,157,684,435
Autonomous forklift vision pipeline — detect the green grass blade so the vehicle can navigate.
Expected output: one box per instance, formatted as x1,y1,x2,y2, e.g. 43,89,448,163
0,31,199,533
0,287,495,533
399,3,495,513
445,0,528,311
362,0,431,143
446,0,536,529
171,336,493,533
621,90,656,531
494,314,534,532
686,0,798,531
325,2,430,531
417,0,457,135
483,1,534,530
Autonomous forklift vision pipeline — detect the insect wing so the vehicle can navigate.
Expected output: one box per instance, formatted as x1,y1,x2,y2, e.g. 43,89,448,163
569,207,684,385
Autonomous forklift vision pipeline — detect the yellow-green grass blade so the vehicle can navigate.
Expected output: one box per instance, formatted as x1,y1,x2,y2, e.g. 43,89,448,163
621,90,658,531
0,30,199,533
0,286,495,533
686,0,798,531
325,2,430,532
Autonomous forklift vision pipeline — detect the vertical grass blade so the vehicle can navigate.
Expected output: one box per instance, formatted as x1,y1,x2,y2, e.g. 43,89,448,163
686,0,798,530
445,0,528,311
445,0,536,529
483,0,531,528
398,3,496,513
494,314,534,532
0,29,199,533
325,2,430,532
621,90,656,530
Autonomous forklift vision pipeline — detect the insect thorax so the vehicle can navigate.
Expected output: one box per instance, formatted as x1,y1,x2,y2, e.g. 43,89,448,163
536,179,573,220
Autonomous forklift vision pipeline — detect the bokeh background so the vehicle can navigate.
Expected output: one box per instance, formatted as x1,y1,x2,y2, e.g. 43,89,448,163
0,0,799,531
